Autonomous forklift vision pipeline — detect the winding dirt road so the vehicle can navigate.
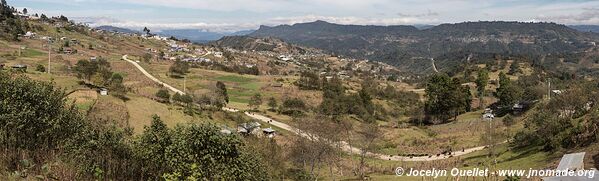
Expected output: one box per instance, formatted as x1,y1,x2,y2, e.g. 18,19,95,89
124,55,490,162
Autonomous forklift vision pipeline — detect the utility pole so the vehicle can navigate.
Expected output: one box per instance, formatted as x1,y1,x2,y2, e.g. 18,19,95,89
483,111,495,172
47,39,51,74
547,78,551,100
183,76,186,93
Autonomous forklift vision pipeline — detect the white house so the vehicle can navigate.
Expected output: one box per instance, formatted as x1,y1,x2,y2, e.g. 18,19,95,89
100,88,108,96
214,52,224,58
23,31,36,38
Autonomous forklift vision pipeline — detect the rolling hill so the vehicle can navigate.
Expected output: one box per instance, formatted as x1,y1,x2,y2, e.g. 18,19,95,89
251,21,599,73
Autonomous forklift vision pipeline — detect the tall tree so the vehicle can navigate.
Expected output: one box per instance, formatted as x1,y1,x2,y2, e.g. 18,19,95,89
496,72,522,108
216,81,229,103
267,97,278,111
425,74,471,123
143,27,150,35
475,69,489,109
249,93,263,110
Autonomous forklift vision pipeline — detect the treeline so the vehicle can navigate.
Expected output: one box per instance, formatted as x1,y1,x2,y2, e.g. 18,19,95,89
0,72,268,180
0,0,24,41
73,58,127,98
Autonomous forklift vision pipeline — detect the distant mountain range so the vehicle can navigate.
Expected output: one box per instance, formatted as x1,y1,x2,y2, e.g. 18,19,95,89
95,26,140,34
569,25,599,33
250,21,599,72
158,29,254,43
94,26,254,43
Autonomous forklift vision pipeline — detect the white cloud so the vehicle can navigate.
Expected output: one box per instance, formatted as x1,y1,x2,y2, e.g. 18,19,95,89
75,14,440,33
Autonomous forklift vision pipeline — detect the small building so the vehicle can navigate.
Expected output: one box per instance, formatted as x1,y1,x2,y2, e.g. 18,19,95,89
11,64,27,72
23,31,36,38
262,128,276,138
0,63,5,69
90,56,97,61
214,52,223,58
64,48,73,54
100,88,108,96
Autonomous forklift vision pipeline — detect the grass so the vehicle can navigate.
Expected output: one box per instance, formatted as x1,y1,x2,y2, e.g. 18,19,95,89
22,48,45,57
215,75,254,83
461,144,553,170
124,94,199,134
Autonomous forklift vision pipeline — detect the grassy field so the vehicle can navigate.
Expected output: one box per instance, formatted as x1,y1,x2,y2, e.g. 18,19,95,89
124,94,199,134
66,89,98,113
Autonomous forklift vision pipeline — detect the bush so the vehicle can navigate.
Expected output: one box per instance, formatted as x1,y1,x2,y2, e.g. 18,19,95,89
155,89,170,103
36,64,45,72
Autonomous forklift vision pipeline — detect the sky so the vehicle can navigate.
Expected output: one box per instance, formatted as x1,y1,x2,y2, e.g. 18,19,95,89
9,0,599,32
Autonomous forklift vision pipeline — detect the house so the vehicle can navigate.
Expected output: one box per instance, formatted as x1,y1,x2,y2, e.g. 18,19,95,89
100,88,108,96
543,152,599,181
23,31,36,38
63,48,73,54
552,90,564,95
90,56,97,61
11,64,27,72
214,52,223,58
278,55,292,61
262,128,276,138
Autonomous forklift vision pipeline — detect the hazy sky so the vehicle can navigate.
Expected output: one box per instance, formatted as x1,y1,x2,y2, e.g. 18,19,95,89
9,0,599,32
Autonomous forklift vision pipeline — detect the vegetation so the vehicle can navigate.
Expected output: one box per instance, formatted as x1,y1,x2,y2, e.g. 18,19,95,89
424,73,472,124
0,72,268,180
155,89,170,103
0,0,25,41
168,60,189,78
248,93,263,110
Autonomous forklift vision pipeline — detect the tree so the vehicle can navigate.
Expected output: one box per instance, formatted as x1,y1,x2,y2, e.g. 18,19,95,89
163,123,267,180
40,14,48,21
496,72,522,108
0,72,87,168
502,115,515,138
143,27,151,35
425,74,472,124
22,8,27,15
475,69,489,109
296,71,320,90
155,89,170,103
168,61,189,78
290,117,342,179
142,53,152,63
267,97,278,111
73,58,111,81
36,64,45,72
216,81,229,103
249,93,263,110
281,98,306,116
356,124,380,178
134,115,171,179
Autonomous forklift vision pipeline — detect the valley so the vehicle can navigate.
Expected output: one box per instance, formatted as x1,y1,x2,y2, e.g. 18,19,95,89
2,1,599,180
